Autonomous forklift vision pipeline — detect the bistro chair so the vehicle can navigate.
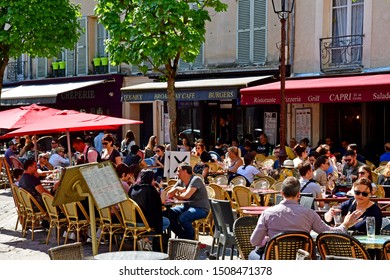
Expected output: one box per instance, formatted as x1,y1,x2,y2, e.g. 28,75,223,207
167,238,202,260
299,195,315,209
266,231,314,260
210,199,237,260
0,156,13,189
9,156,23,170
10,183,26,231
48,242,84,260
190,155,201,168
383,240,390,260
62,201,90,244
97,206,124,252
193,186,215,240
264,231,315,260
233,216,258,260
381,223,390,235
18,188,48,240
316,232,370,260
118,198,163,252
208,183,231,201
41,193,68,245
250,178,270,190
231,185,260,215
230,175,247,187
213,174,228,185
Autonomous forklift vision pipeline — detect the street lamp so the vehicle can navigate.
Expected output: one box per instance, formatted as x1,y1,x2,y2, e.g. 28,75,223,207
271,0,295,167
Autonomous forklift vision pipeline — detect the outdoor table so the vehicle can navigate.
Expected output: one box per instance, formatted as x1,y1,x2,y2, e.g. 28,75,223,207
240,205,269,216
94,251,169,260
354,235,390,250
250,188,280,206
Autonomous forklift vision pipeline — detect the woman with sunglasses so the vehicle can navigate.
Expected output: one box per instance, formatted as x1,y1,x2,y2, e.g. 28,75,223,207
101,133,122,166
357,165,377,195
324,177,382,235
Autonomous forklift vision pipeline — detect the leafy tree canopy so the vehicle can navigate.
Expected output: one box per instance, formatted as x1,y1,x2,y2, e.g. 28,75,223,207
0,0,82,59
95,0,228,75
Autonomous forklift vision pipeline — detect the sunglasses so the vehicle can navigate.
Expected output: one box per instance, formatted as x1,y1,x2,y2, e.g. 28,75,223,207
102,142,109,145
156,150,161,153
354,190,370,197
358,171,366,175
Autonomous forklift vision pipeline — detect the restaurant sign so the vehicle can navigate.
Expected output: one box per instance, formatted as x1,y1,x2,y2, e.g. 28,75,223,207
122,88,238,102
240,90,390,105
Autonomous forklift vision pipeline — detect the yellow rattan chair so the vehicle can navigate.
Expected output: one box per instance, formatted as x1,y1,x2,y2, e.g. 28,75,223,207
194,186,215,240
0,156,14,189
97,206,124,252
18,188,48,240
233,216,258,259
42,193,68,245
231,185,260,215
118,198,163,252
230,175,247,186
383,240,390,260
10,183,26,231
62,201,90,244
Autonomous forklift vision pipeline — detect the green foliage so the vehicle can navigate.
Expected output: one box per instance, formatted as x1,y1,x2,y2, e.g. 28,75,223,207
0,0,82,59
95,0,228,76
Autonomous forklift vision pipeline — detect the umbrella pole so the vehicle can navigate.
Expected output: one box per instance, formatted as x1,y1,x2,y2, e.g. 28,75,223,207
66,130,73,165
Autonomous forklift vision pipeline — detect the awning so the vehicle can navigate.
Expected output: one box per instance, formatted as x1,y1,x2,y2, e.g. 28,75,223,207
121,76,273,102
1,80,105,106
240,74,390,105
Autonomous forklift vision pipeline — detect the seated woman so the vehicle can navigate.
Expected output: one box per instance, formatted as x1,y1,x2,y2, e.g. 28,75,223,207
234,152,262,186
128,169,169,251
193,142,214,182
226,146,243,174
153,145,165,180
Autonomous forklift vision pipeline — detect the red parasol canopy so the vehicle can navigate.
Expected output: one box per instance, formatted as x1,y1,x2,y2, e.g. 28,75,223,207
0,104,62,130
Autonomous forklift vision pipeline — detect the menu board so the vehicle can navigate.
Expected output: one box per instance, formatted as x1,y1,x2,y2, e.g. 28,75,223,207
295,108,311,143
264,112,278,145
79,162,128,209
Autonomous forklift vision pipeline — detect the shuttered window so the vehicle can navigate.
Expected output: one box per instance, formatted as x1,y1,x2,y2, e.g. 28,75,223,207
179,44,204,71
36,57,47,79
237,0,267,65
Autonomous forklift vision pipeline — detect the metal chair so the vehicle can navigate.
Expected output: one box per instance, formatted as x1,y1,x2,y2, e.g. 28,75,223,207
316,232,370,260
264,231,315,260
233,216,258,260
48,242,84,260
383,240,390,260
210,199,237,260
167,238,202,260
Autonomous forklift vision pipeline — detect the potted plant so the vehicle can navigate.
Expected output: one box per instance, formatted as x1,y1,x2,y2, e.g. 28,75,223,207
101,57,108,66
93,57,101,66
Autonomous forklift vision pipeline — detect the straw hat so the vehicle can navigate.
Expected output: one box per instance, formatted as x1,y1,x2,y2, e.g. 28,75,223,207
282,159,295,168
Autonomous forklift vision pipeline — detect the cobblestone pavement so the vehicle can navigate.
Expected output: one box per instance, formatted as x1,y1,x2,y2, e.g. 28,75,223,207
0,188,238,260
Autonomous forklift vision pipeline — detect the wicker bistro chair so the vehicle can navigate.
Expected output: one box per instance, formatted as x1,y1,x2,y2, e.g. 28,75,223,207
48,242,84,260
316,232,370,260
264,231,315,260
0,156,14,189
210,199,237,260
233,216,258,260
97,206,124,252
208,183,232,201
10,184,26,231
193,186,215,240
62,201,90,244
231,185,260,215
381,223,390,235
41,193,68,245
118,198,163,252
230,175,247,187
383,240,390,260
167,238,202,260
18,188,48,240
213,175,228,185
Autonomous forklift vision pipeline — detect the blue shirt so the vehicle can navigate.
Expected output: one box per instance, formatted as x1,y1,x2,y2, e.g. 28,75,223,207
380,152,390,162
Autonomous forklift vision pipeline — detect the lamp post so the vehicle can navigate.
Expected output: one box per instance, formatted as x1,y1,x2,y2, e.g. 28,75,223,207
271,0,295,167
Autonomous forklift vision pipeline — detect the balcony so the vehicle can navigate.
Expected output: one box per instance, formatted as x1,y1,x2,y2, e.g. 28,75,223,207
7,61,28,81
320,35,364,74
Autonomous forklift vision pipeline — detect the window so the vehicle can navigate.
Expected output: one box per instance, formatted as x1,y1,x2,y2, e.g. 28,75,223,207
96,22,118,73
237,0,267,66
36,57,47,79
179,45,204,71
332,0,364,63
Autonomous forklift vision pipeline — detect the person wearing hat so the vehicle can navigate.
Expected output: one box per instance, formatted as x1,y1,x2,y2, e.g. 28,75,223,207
4,141,18,167
279,159,299,180
37,153,55,179
49,147,70,168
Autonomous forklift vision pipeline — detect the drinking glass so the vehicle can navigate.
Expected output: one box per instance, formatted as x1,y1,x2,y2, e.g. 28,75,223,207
366,216,376,238
332,205,342,226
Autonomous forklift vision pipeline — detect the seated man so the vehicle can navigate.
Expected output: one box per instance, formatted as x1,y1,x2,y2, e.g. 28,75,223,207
72,137,100,164
297,162,325,209
123,144,147,168
18,159,52,209
249,177,363,260
166,162,209,240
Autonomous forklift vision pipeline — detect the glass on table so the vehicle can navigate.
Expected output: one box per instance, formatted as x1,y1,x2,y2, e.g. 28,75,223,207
332,205,342,226
366,216,375,239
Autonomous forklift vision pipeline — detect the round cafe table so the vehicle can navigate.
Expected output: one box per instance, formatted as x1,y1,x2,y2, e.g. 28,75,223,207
94,251,169,260
354,235,390,250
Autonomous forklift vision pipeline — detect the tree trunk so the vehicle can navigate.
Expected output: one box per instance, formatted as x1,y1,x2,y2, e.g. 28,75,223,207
0,55,10,99
167,74,178,151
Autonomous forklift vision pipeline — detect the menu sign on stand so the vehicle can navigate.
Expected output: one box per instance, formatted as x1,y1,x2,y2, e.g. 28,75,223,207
53,161,127,255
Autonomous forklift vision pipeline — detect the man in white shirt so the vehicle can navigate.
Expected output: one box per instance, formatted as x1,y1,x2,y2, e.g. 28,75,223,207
297,162,325,209
72,138,100,164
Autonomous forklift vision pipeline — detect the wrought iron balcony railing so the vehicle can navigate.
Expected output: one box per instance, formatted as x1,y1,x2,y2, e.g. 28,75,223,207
320,34,364,73
6,61,28,81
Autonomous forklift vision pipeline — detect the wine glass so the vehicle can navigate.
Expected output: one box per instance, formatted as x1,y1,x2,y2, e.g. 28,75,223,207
328,180,335,195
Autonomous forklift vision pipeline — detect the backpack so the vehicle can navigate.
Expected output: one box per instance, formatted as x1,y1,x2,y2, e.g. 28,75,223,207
85,146,102,163
300,179,317,193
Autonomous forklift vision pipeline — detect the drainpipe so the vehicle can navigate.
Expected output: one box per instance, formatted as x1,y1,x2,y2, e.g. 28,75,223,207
287,3,296,142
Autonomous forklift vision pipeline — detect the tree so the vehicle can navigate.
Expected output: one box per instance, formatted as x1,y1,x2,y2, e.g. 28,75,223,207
0,0,82,96
95,0,228,150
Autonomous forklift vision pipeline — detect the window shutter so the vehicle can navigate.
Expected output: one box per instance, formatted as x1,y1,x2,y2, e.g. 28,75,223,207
237,0,251,65
77,17,88,75
253,0,266,64
36,57,47,79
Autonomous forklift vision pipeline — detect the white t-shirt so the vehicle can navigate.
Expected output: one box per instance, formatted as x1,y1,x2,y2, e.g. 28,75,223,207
236,165,260,184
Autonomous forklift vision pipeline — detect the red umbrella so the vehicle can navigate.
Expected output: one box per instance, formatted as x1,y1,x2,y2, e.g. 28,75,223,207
0,104,62,130
1,110,143,160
